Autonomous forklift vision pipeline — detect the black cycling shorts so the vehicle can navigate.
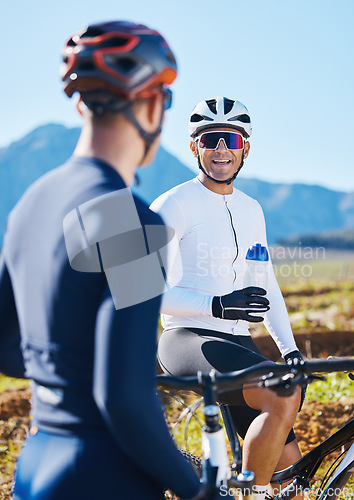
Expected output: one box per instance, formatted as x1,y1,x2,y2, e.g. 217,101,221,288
158,327,296,444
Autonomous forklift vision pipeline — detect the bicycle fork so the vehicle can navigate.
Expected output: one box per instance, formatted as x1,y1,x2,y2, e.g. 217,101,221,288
202,405,231,488
201,372,255,499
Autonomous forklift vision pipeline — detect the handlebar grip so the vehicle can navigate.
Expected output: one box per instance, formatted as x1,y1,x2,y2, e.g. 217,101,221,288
303,358,354,374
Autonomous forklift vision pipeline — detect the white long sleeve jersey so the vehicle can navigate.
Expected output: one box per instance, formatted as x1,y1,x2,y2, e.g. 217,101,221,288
150,177,297,357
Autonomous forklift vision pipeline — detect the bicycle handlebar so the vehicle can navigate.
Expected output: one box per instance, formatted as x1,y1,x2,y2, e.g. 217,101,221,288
156,358,354,392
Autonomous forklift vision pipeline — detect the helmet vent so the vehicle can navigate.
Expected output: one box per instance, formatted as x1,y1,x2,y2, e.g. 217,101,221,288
81,26,105,38
190,113,205,123
205,99,217,115
77,61,96,71
115,57,138,73
99,36,132,49
227,114,250,123
224,98,235,114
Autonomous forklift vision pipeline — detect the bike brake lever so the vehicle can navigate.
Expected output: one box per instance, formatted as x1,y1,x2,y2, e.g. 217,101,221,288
259,374,297,396
259,372,311,397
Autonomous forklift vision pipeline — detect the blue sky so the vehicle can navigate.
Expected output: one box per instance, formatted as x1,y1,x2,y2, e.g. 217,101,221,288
2,0,354,191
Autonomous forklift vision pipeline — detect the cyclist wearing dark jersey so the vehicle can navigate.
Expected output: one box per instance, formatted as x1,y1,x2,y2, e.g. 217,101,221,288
151,96,304,500
0,21,204,500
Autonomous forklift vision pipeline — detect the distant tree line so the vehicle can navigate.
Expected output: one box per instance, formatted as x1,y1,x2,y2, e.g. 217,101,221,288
277,229,354,250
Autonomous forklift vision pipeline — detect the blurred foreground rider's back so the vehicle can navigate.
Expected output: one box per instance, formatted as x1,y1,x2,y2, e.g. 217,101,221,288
0,20,203,500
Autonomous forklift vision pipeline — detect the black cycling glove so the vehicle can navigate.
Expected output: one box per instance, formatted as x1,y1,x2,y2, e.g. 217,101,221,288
284,350,304,366
212,287,270,323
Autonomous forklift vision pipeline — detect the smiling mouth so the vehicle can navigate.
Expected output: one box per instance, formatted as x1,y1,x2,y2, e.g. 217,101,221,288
212,159,232,166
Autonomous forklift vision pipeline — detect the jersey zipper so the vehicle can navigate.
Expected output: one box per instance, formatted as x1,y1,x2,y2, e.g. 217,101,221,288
224,197,238,286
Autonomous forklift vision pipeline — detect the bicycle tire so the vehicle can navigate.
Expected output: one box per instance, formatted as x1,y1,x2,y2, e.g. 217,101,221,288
180,449,203,478
317,458,354,500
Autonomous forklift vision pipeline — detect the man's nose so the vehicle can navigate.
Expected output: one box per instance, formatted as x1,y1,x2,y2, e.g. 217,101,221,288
215,138,228,151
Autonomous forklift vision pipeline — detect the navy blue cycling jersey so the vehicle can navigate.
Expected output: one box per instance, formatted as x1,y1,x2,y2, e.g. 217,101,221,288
0,156,200,499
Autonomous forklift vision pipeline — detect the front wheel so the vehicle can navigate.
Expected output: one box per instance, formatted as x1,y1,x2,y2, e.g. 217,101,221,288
179,449,203,478
317,458,353,500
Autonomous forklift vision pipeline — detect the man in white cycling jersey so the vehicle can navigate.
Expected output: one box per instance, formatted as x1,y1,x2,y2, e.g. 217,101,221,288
151,96,304,500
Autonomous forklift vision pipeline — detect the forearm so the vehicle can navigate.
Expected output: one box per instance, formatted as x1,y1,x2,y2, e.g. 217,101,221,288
93,293,201,499
264,266,298,357
105,389,202,499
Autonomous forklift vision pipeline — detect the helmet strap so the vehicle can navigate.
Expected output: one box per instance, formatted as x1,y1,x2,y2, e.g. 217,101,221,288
197,150,245,185
123,106,164,163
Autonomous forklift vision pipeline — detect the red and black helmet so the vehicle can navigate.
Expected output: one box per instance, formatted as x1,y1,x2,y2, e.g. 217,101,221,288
61,21,177,99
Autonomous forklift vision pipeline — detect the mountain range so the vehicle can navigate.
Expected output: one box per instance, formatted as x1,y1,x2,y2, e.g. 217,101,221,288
1,123,354,246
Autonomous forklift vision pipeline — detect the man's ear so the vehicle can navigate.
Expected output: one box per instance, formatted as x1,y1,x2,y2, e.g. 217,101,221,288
190,140,198,157
146,93,164,131
132,94,163,133
76,97,85,116
244,141,250,159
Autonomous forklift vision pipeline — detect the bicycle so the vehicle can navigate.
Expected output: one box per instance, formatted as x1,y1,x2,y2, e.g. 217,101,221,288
157,358,354,500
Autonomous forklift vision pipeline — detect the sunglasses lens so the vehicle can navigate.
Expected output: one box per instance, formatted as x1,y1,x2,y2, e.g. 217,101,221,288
227,133,243,149
198,131,243,150
198,133,218,149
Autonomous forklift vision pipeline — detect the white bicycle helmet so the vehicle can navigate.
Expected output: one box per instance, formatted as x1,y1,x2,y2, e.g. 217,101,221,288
188,96,252,139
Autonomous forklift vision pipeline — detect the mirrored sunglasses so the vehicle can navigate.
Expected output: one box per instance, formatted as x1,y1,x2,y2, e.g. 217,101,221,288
196,131,244,150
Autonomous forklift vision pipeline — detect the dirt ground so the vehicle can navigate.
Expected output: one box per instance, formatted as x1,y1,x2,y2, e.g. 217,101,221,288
0,388,31,500
294,398,353,455
0,388,353,499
